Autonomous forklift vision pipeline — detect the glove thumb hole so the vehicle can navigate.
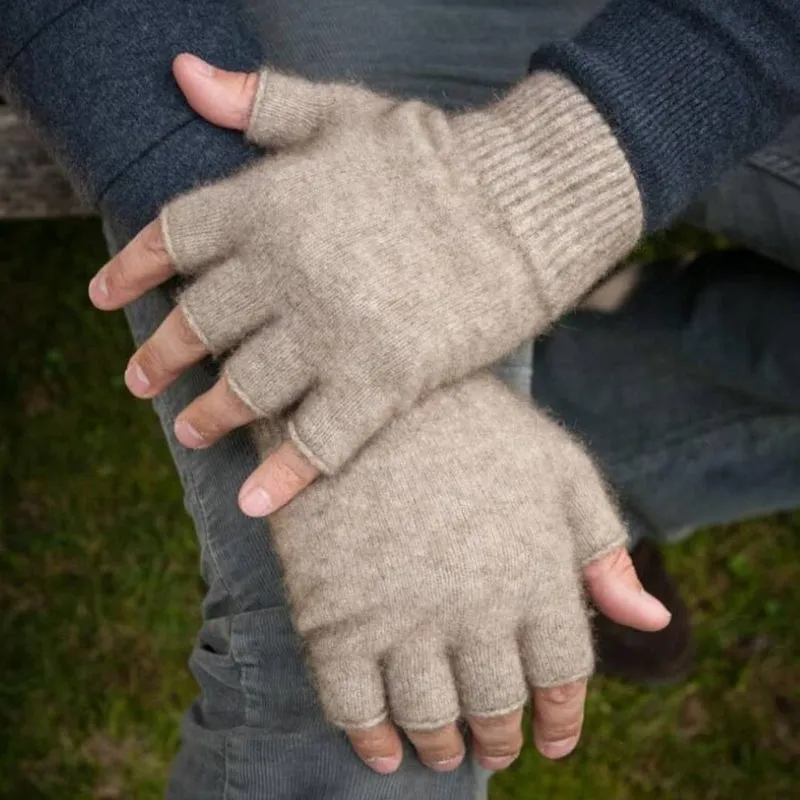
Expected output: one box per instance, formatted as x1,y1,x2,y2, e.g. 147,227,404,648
246,68,334,149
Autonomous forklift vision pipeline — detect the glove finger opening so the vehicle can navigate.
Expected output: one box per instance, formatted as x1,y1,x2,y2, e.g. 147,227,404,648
247,69,335,149
309,648,387,730
384,638,459,732
453,636,527,718
161,181,248,275
179,257,277,355
287,377,399,475
224,319,314,420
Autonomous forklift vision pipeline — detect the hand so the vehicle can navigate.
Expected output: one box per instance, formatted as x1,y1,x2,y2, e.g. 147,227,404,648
90,53,642,484
254,371,669,773
89,64,668,776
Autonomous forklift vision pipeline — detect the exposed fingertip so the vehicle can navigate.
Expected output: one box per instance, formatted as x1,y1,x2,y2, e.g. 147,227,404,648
537,736,579,760
428,752,465,772
174,52,215,77
638,588,672,629
478,753,520,770
365,755,402,774
124,361,152,397
239,487,274,517
88,273,109,306
174,419,207,449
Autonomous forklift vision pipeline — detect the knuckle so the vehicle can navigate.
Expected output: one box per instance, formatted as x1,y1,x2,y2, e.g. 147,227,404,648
584,546,643,591
187,405,227,439
477,735,522,758
419,742,464,764
187,388,249,439
470,714,523,756
482,744,522,761
347,727,395,759
220,377,256,418
142,221,169,261
542,681,585,706
271,444,318,486
271,458,309,493
173,309,205,350
469,713,518,739
408,728,463,763
540,721,582,743
470,713,514,732
134,343,165,378
599,546,632,575
111,251,134,292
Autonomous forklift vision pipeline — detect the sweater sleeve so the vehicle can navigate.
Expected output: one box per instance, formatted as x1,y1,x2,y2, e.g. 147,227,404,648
0,0,263,242
530,0,800,233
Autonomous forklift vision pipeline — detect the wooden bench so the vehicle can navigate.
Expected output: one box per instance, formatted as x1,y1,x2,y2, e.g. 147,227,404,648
0,105,93,219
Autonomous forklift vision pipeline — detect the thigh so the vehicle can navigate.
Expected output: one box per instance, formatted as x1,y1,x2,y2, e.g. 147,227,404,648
531,251,800,545
686,117,800,271
246,0,607,107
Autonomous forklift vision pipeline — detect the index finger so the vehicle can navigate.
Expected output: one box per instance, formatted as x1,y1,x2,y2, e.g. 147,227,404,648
89,219,175,310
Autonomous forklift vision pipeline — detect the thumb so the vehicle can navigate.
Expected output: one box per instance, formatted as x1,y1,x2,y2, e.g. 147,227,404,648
173,53,259,131
582,546,672,632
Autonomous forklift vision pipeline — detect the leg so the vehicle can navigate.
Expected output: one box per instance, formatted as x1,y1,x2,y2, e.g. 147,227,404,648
686,117,800,272
532,251,800,545
532,117,800,545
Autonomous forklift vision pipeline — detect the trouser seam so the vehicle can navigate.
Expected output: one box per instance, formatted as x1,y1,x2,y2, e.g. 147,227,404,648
222,731,232,800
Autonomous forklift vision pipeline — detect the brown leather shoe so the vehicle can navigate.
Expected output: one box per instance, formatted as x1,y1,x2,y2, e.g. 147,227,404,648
593,540,695,684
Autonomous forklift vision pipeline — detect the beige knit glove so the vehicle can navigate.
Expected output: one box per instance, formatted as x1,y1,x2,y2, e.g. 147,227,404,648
254,371,627,730
162,68,643,474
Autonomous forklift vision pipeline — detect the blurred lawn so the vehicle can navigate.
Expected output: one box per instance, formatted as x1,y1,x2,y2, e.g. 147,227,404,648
1,219,798,799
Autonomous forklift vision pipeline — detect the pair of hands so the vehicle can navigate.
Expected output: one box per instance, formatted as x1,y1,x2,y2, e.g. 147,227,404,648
90,54,666,774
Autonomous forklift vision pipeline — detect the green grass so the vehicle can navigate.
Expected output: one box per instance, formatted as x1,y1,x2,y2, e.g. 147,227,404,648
1,219,798,799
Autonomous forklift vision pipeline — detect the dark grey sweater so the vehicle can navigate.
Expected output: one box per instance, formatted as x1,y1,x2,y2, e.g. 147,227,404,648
2,0,799,242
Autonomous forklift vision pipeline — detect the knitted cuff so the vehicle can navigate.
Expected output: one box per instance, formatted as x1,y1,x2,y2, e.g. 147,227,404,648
454,71,645,320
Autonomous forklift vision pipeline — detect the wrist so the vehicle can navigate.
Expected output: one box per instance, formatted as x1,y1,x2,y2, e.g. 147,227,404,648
453,71,644,322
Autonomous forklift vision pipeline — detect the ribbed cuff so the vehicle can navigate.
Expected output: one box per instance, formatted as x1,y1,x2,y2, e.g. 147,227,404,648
453,71,644,321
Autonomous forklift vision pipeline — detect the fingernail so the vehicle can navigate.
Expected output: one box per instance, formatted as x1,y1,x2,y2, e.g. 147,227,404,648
240,487,273,517
365,756,401,774
184,53,215,76
481,753,519,770
639,588,672,621
90,273,109,301
539,737,578,760
430,753,465,771
125,362,151,394
175,419,206,448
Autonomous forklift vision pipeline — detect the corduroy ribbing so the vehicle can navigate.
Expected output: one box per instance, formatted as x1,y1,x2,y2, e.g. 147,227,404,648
455,71,644,321
529,0,800,232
